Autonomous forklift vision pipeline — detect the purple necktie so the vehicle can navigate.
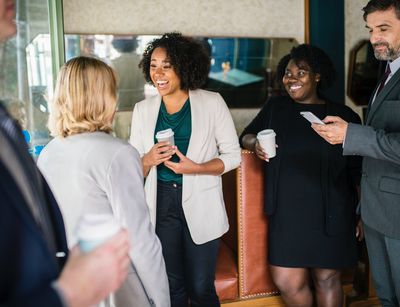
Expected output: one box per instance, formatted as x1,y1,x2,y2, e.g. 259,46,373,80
376,65,391,96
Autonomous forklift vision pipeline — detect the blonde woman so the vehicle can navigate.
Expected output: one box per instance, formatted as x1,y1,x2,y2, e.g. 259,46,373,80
38,56,170,307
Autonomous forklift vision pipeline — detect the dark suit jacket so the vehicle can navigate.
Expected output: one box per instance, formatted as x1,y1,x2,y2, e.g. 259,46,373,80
344,63,400,238
0,104,68,307
240,96,362,236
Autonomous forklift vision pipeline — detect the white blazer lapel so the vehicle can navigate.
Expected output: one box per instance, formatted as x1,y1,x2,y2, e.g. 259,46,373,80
183,90,204,202
145,94,162,151
186,90,203,161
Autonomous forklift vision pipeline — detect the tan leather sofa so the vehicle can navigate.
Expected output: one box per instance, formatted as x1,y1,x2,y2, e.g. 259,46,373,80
215,150,279,302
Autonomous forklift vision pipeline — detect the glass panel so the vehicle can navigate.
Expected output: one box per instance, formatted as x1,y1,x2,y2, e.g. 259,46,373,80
65,34,159,109
207,37,297,107
347,40,384,106
1,0,54,158
65,34,298,139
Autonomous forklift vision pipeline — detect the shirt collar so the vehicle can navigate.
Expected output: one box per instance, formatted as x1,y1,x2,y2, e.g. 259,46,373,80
388,56,400,76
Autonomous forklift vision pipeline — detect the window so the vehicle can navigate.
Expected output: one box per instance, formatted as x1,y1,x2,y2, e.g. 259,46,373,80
1,0,54,158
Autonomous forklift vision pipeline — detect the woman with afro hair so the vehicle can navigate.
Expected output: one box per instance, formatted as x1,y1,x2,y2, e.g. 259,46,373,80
240,44,362,306
130,32,240,307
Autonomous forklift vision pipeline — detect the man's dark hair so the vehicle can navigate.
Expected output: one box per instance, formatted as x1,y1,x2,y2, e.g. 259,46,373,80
139,32,210,90
276,44,336,91
363,0,400,21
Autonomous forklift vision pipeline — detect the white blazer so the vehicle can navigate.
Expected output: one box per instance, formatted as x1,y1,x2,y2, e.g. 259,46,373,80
38,132,170,307
130,89,241,244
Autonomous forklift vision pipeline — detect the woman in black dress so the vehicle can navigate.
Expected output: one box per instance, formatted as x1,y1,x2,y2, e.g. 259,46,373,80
240,44,362,307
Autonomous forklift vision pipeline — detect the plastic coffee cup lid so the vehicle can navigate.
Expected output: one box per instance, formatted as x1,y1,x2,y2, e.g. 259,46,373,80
156,128,174,139
257,129,276,138
75,213,120,242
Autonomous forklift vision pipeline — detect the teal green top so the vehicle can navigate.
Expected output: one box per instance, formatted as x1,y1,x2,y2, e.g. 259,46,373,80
155,98,191,184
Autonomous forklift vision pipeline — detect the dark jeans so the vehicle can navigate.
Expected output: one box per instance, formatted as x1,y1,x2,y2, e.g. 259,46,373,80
156,181,220,307
364,224,400,306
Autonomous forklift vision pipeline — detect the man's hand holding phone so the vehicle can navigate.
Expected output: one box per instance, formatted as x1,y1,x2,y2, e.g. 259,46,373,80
310,115,349,145
300,111,326,125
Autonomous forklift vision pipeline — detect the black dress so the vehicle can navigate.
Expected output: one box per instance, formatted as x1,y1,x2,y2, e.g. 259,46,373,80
240,96,361,269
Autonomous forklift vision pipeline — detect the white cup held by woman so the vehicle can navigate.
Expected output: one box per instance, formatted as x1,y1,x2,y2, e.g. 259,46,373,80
257,129,276,158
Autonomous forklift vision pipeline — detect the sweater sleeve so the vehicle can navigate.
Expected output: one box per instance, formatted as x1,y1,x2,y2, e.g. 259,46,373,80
239,99,273,147
106,144,170,307
213,93,241,174
344,123,400,166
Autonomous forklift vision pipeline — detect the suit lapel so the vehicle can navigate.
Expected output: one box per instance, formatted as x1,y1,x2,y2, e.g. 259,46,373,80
367,68,400,124
0,160,52,253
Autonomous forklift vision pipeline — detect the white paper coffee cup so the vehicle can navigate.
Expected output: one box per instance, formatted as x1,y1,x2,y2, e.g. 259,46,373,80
155,128,175,146
75,213,121,253
257,129,276,158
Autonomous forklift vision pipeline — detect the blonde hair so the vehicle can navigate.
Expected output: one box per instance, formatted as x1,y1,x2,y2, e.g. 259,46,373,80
48,56,118,137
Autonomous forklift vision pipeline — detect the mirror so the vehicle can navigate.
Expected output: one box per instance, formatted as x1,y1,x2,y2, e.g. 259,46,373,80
64,35,298,110
64,35,298,139
347,40,384,106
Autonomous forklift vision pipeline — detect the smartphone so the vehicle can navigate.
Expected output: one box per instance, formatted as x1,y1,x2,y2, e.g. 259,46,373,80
300,111,325,125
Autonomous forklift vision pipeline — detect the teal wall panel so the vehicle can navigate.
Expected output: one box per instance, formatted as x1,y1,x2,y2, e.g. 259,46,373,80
310,0,344,104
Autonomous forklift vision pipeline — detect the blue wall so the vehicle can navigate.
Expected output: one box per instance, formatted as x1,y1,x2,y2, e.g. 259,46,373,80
309,0,344,103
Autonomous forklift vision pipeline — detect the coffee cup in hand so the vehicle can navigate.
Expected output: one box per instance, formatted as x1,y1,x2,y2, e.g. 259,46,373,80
75,213,121,253
155,128,175,146
257,129,276,158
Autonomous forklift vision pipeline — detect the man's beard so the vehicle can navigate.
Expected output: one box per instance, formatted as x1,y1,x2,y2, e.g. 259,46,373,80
373,41,400,61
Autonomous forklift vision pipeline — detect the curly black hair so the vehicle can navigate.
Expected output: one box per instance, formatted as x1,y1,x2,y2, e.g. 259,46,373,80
139,32,211,90
276,44,336,91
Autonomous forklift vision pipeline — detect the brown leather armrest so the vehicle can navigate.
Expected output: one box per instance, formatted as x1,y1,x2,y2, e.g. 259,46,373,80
215,241,239,301
222,168,238,254
237,150,278,298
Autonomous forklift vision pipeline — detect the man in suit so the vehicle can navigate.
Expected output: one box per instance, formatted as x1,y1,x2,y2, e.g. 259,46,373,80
0,0,130,306
312,0,400,305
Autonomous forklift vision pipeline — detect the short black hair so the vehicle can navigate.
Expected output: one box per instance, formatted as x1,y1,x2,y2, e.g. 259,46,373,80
139,32,211,90
275,53,291,93
276,44,336,91
363,0,400,21
276,53,291,84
